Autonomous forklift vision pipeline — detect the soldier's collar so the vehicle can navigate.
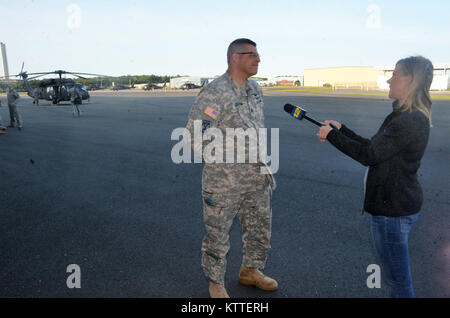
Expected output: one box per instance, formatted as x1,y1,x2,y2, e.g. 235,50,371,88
226,71,250,97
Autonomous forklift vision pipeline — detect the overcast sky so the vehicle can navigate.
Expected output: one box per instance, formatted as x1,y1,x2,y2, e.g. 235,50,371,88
1,0,449,78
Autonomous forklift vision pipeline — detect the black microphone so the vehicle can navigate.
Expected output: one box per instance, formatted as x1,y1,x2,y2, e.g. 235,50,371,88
284,104,338,130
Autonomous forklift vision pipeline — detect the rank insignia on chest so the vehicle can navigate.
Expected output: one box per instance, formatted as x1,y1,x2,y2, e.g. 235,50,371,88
204,106,218,120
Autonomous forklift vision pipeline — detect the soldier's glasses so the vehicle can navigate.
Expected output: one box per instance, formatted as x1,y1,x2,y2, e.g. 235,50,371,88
237,52,260,58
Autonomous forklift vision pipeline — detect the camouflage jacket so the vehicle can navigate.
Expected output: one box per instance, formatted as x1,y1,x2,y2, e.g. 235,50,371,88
186,71,275,193
69,87,81,102
7,89,20,106
33,88,40,99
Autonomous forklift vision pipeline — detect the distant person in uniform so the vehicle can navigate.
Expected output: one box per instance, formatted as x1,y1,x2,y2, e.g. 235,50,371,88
33,88,40,106
7,85,23,130
317,56,433,297
69,84,82,117
0,100,6,135
185,38,277,298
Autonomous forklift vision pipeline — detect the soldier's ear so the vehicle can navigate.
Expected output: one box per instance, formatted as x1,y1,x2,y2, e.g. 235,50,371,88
230,53,239,66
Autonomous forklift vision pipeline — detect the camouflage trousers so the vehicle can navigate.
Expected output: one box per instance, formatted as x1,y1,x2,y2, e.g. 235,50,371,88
201,186,272,284
71,102,81,116
8,104,22,126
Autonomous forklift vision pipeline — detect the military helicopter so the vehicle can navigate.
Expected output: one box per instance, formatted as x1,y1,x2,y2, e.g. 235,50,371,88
181,83,202,90
111,80,136,91
11,63,106,105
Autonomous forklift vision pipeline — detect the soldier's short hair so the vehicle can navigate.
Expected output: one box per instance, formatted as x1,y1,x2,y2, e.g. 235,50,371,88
227,38,257,64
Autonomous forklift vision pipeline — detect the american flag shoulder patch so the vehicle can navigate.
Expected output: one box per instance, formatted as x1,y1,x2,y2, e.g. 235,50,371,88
204,106,218,120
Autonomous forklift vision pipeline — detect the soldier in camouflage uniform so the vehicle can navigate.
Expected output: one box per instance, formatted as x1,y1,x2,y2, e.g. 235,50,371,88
0,102,6,134
69,84,82,117
185,39,278,298
33,88,40,106
7,86,23,130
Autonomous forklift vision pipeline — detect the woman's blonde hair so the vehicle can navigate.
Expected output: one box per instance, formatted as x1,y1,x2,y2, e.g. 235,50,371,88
397,56,434,126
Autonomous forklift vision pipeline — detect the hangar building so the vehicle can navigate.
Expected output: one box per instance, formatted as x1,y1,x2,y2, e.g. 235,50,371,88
304,64,450,91
304,66,383,90
377,63,450,90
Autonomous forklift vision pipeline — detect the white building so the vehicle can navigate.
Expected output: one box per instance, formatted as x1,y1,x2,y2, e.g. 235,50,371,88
376,63,450,91
272,76,303,86
254,76,303,87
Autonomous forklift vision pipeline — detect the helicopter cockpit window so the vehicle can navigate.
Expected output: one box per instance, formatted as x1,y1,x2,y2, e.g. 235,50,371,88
76,83,88,92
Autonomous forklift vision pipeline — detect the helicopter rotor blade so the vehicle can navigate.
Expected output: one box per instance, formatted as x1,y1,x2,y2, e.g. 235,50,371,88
66,72,109,77
27,74,48,80
71,74,88,79
25,72,54,76
7,69,111,84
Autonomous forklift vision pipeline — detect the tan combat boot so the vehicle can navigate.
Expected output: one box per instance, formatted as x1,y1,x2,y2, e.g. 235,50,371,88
209,282,230,298
238,266,278,291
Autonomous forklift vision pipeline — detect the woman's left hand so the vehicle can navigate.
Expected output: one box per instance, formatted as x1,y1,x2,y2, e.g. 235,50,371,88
318,124,333,142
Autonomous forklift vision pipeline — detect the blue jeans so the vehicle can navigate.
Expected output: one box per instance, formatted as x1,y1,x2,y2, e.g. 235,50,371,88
370,213,419,298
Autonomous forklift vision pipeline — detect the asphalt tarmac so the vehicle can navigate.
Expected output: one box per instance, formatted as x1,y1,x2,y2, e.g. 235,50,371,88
0,91,448,298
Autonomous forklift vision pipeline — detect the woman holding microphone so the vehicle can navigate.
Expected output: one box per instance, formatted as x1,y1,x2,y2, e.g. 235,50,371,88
318,56,433,297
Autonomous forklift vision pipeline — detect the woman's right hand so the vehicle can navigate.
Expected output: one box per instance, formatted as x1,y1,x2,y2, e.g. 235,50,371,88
324,120,342,130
